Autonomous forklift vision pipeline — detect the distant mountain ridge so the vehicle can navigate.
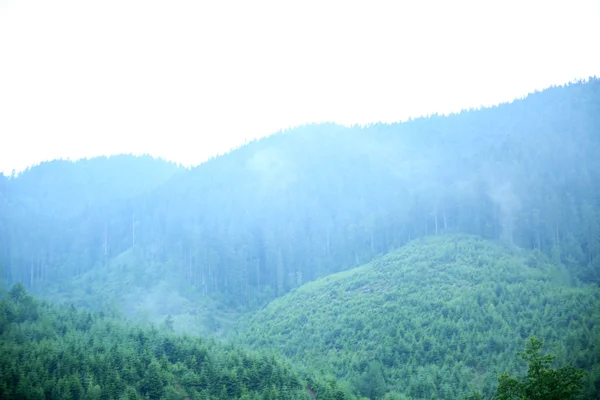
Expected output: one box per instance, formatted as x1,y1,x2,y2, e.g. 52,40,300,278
0,155,181,285
5,154,181,218
0,78,599,334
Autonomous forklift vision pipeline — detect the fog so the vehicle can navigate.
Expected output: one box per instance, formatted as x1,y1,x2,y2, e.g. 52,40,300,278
1,0,599,174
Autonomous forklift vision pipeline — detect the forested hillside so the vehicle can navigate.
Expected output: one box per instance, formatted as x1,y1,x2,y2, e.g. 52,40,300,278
0,155,181,284
131,78,600,306
0,284,354,400
0,78,599,330
238,235,600,399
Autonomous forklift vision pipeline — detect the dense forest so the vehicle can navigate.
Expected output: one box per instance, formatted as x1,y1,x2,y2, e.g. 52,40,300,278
1,283,588,399
0,283,353,399
1,78,599,399
237,235,600,398
2,80,600,312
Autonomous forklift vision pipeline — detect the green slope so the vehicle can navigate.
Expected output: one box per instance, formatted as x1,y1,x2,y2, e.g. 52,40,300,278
43,246,239,336
237,235,600,399
1,155,182,286
0,284,354,400
4,79,600,315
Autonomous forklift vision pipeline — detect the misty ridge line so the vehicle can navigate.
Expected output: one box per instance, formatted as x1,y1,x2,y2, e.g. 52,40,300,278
1,77,598,297
3,76,596,177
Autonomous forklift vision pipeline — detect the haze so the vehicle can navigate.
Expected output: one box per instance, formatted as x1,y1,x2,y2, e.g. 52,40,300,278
1,0,599,174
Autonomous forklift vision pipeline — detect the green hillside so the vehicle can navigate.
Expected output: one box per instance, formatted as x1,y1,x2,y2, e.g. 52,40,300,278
0,154,181,286
0,81,599,399
0,284,354,400
45,247,239,336
2,79,600,327
237,235,600,399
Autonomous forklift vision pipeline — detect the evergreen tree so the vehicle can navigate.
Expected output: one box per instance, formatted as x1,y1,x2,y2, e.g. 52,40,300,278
494,337,586,400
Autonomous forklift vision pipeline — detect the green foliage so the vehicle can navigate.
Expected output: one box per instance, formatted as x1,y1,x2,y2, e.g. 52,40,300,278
0,78,599,400
494,337,586,400
0,287,354,399
354,361,386,399
238,235,600,399
1,79,600,328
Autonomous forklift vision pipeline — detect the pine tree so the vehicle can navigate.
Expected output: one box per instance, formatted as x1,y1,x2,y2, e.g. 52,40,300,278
494,337,586,400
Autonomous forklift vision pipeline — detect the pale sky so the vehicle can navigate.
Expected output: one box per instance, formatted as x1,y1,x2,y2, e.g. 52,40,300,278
1,0,599,174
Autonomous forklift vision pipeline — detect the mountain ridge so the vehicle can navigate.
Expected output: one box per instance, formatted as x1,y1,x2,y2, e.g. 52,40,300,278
0,78,599,336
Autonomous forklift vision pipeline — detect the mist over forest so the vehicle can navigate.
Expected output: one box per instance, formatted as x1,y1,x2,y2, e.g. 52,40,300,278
1,78,600,399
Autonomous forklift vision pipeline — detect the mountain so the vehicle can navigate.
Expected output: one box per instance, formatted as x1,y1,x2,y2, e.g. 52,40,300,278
0,284,354,400
105,77,600,311
237,235,600,399
5,154,181,220
1,78,599,335
0,155,181,285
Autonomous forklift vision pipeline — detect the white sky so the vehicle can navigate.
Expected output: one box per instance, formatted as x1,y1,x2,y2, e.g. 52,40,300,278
1,0,599,174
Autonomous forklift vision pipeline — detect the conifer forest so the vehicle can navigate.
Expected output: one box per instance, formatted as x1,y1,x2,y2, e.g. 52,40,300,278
1,79,600,399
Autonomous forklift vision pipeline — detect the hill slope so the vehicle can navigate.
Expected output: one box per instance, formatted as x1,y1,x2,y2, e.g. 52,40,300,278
0,284,354,400
237,235,600,399
0,155,181,285
130,78,600,305
45,246,238,335
1,79,600,335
